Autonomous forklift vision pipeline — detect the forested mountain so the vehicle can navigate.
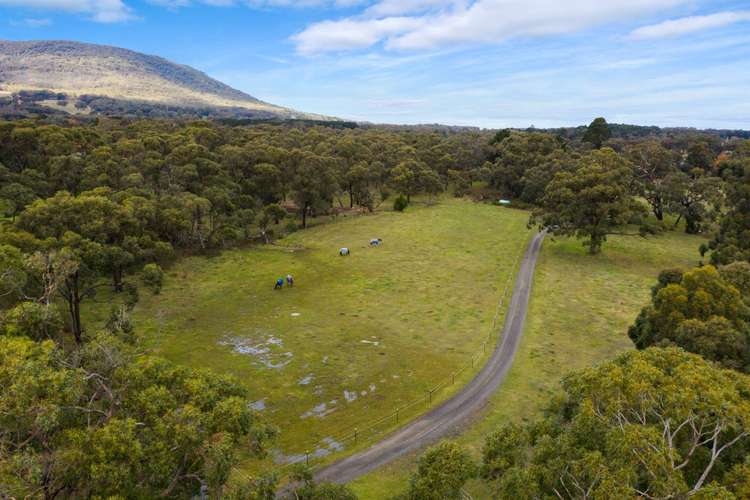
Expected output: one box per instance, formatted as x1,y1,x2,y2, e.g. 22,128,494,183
0,40,331,120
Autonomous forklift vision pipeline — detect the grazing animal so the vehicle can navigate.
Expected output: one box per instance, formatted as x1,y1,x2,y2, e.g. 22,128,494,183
274,278,284,289
286,274,294,287
369,238,382,246
339,247,350,256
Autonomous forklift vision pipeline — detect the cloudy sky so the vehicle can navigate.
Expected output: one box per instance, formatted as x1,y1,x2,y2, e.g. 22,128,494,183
1,0,749,128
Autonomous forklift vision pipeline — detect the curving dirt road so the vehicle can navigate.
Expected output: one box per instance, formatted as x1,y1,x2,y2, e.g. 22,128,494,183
315,230,545,485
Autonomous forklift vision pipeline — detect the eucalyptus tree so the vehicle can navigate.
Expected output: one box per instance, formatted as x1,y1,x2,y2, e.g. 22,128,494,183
664,170,723,234
481,348,750,498
530,148,644,254
625,140,678,221
582,117,611,149
629,265,750,372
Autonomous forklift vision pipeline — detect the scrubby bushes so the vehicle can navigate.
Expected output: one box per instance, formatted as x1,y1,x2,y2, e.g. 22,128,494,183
393,195,408,212
404,442,476,500
141,263,164,294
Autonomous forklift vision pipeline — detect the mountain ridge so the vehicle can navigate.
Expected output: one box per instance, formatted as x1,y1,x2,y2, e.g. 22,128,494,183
0,39,330,120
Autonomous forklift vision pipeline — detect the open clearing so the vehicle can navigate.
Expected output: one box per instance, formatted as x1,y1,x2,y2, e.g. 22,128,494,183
349,228,707,498
314,231,544,484
94,199,531,471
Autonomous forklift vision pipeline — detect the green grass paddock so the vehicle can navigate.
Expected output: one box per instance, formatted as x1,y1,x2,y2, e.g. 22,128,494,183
91,198,532,474
349,228,707,498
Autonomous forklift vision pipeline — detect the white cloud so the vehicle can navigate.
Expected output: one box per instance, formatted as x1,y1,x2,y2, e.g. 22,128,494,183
629,10,750,39
364,0,460,18
150,0,363,7
0,0,134,22
293,16,426,54
9,17,54,27
293,0,690,54
0,0,357,23
260,0,364,5
148,0,234,7
595,58,659,70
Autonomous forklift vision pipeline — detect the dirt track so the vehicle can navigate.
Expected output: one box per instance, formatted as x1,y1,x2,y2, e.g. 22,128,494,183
315,231,545,484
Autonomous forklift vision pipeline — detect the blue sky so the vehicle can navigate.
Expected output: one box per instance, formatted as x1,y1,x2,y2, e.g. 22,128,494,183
1,0,749,128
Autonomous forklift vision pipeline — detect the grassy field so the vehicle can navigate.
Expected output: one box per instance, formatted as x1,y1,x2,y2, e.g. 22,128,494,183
349,228,707,498
89,199,532,473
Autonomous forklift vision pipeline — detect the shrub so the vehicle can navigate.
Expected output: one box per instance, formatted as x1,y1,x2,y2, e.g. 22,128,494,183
393,195,408,212
406,442,476,499
288,465,357,499
142,263,164,295
123,282,140,310
105,305,136,341
0,302,62,340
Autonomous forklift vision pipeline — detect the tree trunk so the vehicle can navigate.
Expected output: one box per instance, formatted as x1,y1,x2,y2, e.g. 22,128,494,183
588,231,604,255
302,203,308,228
66,273,83,344
685,216,699,234
112,267,123,293
653,202,664,221
194,210,206,250
349,183,354,208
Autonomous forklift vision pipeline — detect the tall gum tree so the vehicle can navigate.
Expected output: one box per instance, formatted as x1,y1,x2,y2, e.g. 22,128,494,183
530,147,645,254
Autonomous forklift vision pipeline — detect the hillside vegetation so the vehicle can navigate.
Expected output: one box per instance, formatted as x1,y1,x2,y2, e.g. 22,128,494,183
0,40,326,119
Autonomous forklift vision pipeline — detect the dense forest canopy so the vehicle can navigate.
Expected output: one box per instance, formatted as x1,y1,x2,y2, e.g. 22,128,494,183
2,115,750,498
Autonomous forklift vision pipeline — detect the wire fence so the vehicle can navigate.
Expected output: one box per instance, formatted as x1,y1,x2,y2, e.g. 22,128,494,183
273,233,531,473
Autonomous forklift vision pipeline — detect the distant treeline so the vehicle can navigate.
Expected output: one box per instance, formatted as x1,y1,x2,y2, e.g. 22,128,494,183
541,122,750,140
2,89,749,139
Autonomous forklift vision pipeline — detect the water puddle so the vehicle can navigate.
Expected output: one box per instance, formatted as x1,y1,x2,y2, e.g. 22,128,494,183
274,437,345,464
300,400,338,419
248,399,266,411
219,333,293,369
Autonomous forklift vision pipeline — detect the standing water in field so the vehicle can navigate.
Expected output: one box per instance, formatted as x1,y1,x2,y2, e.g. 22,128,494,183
219,332,294,369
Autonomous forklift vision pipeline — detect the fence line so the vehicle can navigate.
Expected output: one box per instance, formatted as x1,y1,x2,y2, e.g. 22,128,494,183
275,233,531,472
